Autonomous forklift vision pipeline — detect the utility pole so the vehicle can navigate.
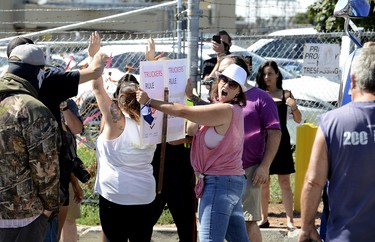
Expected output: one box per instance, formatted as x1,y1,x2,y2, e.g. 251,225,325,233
176,0,183,58
187,0,201,88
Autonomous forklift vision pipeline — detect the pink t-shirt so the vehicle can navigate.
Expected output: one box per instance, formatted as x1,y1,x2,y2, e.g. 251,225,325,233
190,104,245,197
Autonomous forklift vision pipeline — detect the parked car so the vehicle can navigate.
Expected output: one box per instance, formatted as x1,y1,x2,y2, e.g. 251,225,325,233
283,76,339,144
248,28,318,58
247,28,332,76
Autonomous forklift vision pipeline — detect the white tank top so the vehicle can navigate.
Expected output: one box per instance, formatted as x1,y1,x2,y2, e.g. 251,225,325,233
94,115,156,205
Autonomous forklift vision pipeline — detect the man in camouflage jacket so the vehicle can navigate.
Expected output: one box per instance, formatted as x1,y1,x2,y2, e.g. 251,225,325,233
0,44,60,242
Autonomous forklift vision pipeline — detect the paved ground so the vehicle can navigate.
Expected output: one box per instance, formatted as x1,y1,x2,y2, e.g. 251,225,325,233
76,203,323,241
77,225,302,242
77,226,181,242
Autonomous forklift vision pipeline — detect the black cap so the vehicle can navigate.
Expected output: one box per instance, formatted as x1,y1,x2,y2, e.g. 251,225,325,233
7,37,34,57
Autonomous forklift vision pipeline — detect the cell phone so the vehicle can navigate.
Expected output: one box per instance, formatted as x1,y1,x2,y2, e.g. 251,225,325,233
212,35,221,44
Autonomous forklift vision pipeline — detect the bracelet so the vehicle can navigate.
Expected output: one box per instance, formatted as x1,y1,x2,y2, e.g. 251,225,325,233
291,106,298,112
144,98,152,106
61,106,69,111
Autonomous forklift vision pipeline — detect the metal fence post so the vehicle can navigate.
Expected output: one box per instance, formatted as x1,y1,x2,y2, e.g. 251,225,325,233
187,0,200,89
294,123,317,212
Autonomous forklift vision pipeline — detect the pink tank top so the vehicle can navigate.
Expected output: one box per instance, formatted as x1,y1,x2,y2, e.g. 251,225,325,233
190,104,245,197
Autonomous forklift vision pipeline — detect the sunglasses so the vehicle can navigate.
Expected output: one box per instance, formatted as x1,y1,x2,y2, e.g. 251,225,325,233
218,75,239,89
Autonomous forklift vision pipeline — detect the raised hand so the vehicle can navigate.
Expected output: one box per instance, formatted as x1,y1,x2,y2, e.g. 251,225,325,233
145,37,156,61
211,40,225,55
89,31,101,58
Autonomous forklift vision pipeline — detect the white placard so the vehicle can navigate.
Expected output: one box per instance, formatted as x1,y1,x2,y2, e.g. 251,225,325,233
302,43,340,80
139,59,187,145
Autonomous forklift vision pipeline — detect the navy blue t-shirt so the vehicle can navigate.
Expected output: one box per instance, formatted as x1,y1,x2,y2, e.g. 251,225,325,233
320,101,375,242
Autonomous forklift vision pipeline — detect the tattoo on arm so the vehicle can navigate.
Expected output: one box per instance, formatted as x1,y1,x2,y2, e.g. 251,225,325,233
92,82,99,90
110,102,122,123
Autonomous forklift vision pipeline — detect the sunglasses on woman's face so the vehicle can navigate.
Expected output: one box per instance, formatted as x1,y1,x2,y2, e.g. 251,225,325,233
218,75,239,89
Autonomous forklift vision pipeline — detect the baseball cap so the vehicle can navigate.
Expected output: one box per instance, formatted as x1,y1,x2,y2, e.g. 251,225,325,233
8,44,46,67
216,64,247,92
6,36,34,57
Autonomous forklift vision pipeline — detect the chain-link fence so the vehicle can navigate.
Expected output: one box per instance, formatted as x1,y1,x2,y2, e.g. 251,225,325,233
233,30,375,147
1,29,375,204
232,30,375,203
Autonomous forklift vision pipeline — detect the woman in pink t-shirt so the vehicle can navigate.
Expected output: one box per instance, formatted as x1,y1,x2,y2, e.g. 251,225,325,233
137,64,249,242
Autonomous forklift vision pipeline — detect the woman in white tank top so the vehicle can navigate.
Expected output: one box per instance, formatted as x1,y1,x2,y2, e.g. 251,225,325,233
91,51,156,241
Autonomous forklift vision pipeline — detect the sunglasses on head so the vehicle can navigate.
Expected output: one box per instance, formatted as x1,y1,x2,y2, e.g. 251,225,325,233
218,75,239,89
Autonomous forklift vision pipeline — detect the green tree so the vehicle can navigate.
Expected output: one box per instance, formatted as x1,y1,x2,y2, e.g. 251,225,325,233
237,15,245,21
307,0,375,32
293,12,314,25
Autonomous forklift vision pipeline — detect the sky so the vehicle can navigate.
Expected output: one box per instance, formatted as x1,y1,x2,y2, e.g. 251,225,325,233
236,0,317,21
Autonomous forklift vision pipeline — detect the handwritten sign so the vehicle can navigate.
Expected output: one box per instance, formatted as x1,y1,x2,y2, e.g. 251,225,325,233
139,59,187,145
302,43,340,81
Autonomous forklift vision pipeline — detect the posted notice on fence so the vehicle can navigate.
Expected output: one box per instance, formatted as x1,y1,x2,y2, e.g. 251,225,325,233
302,43,340,80
139,59,187,145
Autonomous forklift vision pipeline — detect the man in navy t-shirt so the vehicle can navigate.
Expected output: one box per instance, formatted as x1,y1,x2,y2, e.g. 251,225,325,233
298,43,375,242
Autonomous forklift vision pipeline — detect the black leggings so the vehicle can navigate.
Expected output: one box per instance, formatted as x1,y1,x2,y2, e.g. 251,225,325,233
150,143,197,242
99,195,154,242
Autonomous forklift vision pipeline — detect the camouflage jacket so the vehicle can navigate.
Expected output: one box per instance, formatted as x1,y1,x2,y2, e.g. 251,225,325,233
0,73,60,220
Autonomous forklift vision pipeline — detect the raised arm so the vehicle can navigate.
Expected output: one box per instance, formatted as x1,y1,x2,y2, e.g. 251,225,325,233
78,32,108,84
92,76,124,139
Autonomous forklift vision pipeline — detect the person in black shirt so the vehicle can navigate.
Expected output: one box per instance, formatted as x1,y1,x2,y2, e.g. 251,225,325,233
5,32,108,242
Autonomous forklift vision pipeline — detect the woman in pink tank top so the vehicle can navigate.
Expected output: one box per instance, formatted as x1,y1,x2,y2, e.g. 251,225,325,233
137,64,250,242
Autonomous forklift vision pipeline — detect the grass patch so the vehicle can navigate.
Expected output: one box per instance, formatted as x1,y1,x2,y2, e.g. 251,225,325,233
156,208,174,225
76,203,173,226
76,145,101,226
77,203,101,225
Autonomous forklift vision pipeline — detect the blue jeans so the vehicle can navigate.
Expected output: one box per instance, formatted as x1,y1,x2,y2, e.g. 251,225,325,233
198,175,249,242
43,214,58,242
